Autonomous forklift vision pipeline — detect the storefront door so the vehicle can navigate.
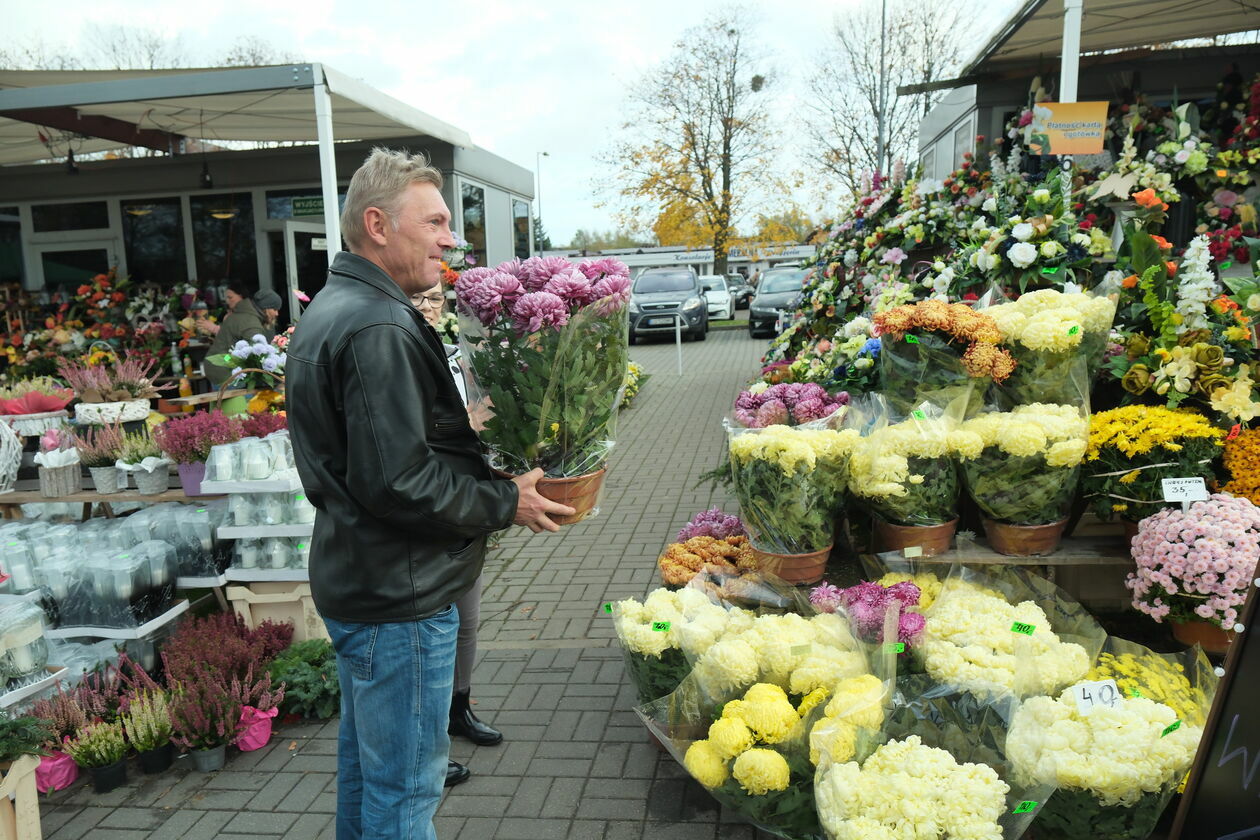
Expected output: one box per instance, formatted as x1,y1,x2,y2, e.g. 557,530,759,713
268,220,327,328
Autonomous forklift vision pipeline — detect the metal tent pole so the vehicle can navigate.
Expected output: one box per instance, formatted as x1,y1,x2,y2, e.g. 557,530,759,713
1060,0,1084,103
313,65,342,264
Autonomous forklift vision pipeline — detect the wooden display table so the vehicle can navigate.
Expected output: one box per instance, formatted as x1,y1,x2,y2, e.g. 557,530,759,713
0,479,208,520
166,388,250,408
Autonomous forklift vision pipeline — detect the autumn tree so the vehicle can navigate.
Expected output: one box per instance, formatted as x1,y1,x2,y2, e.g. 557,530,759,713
800,0,973,195
600,7,777,275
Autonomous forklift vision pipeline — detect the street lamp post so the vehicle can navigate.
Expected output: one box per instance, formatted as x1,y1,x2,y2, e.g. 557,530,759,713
535,150,549,253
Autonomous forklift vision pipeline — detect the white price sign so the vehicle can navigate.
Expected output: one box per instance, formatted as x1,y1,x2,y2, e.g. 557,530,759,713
1161,477,1208,503
1072,678,1121,712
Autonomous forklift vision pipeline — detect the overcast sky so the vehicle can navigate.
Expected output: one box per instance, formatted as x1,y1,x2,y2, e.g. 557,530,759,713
7,0,1016,244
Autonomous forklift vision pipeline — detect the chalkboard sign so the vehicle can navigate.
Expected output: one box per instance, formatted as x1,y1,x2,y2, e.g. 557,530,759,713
1170,579,1260,839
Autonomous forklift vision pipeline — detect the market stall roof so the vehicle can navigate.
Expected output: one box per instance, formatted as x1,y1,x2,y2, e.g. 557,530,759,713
0,63,473,166
961,0,1260,77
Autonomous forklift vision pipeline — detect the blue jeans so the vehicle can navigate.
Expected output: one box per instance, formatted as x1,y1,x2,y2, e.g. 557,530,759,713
325,606,459,840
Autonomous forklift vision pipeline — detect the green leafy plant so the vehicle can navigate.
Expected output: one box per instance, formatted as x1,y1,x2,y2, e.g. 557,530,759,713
267,640,340,720
0,717,55,763
63,721,126,768
121,690,172,753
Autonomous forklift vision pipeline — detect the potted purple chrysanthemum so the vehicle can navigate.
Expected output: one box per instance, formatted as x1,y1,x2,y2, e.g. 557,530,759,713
455,256,631,523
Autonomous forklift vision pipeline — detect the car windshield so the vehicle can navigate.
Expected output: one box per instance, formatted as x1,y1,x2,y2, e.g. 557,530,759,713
703,278,727,292
760,269,808,293
634,271,695,293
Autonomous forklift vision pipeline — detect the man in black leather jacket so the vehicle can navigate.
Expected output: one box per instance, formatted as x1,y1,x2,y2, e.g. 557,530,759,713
287,148,572,840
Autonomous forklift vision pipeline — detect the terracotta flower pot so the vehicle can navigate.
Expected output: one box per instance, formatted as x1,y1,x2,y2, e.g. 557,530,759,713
1171,619,1235,655
982,517,1067,557
873,517,957,557
495,468,606,524
750,544,832,585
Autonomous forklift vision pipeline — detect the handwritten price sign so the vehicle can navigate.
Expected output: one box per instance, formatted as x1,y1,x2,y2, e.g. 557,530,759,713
1072,679,1121,713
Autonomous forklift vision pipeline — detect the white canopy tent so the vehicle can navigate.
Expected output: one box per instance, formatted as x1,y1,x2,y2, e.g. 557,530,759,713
0,63,474,263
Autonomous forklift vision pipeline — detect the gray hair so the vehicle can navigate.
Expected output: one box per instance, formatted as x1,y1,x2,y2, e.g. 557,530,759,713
341,148,444,251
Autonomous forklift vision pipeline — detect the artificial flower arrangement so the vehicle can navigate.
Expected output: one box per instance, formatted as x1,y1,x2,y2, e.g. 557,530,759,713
872,300,1014,416
1007,686,1205,840
768,318,881,397
455,256,630,482
1082,405,1225,522
954,403,1088,531
986,288,1117,407
0,377,74,416
1127,493,1260,630
727,424,859,558
732,382,850,428
1089,133,1181,229
223,333,286,389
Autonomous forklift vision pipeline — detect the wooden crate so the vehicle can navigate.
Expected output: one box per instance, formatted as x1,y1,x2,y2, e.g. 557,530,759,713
0,755,41,840
226,582,329,643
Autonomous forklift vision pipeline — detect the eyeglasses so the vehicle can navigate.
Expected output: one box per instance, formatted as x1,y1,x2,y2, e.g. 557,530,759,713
413,294,445,310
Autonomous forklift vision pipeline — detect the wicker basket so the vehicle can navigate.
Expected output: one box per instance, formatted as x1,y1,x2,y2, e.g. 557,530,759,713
38,464,82,498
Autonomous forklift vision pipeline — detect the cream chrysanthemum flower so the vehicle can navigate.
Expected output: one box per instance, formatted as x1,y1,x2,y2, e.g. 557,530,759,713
694,639,759,694
732,748,791,795
683,739,730,788
707,717,755,761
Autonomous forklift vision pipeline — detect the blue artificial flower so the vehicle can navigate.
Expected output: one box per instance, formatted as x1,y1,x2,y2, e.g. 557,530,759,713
861,338,882,356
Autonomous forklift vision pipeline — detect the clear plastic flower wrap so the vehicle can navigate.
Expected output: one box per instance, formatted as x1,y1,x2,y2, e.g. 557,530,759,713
0,595,48,682
53,545,176,628
955,403,1089,526
845,393,968,527
726,420,859,555
814,676,1056,840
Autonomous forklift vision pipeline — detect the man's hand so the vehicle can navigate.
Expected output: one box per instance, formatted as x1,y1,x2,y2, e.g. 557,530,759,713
510,468,576,533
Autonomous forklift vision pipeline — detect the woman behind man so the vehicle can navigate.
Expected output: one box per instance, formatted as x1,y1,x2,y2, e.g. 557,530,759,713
411,280,504,787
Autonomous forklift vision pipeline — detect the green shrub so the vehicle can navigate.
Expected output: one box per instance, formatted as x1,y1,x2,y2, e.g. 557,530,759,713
268,640,340,720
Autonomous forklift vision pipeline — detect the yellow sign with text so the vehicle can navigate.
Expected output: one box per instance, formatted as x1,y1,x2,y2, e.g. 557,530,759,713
1026,101,1108,155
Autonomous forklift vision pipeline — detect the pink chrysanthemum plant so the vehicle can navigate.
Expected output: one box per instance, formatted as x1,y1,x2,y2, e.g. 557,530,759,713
454,256,631,477
1126,493,1260,629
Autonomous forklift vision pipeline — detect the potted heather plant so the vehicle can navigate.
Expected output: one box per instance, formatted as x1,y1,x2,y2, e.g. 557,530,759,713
117,429,170,495
63,721,128,793
57,354,166,426
168,672,242,771
30,689,87,793
121,689,174,774
33,428,81,498
72,422,125,494
153,411,244,496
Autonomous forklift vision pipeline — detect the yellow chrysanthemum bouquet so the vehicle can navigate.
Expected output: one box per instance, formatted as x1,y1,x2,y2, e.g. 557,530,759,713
955,403,1088,538
1082,405,1225,522
986,288,1116,408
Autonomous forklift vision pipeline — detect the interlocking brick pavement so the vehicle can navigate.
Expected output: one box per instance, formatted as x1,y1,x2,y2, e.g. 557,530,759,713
40,329,773,839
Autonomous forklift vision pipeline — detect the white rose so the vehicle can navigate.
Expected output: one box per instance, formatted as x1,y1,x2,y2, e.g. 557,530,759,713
1040,241,1060,258
982,197,997,213
1072,232,1092,247
1174,149,1190,164
1008,242,1038,268
1248,294,1260,311
933,261,946,271
1033,189,1051,203
1011,223,1035,242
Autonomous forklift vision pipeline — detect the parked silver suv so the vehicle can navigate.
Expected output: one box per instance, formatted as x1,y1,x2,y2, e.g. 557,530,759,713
628,268,709,343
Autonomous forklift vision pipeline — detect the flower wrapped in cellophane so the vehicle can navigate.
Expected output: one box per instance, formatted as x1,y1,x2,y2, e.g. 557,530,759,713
1006,652,1211,840
610,587,755,704
727,423,860,556
955,403,1088,526
986,288,1116,408
455,256,630,478
873,300,1015,416
845,395,969,528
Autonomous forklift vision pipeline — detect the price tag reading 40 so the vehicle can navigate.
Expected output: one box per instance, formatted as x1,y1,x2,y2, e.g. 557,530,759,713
1072,678,1121,713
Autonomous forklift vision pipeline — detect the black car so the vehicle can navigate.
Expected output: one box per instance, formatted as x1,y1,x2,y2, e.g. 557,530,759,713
726,274,755,309
628,268,709,343
748,266,810,338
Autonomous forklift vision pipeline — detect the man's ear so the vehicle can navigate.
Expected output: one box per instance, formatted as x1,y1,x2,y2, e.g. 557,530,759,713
363,207,391,247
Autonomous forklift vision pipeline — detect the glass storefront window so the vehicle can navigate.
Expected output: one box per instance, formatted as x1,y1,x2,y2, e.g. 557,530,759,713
191,194,258,286
40,248,111,292
31,201,109,233
461,182,486,269
0,208,23,286
121,198,187,284
266,188,346,220
513,199,531,260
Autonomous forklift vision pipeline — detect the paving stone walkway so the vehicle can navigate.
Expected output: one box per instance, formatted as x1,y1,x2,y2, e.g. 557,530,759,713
40,328,771,839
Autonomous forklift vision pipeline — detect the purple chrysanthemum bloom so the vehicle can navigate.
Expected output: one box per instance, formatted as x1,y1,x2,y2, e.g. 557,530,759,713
754,400,789,427
578,257,630,282
886,581,921,608
511,291,570,334
543,267,597,307
848,599,889,641
591,274,631,305
496,258,527,280
898,611,926,644
791,397,828,424
830,392,851,408
798,383,828,403
457,270,524,326
838,581,888,610
809,582,844,613
734,390,762,411
520,256,574,291
733,408,759,428
677,507,745,541
454,266,496,297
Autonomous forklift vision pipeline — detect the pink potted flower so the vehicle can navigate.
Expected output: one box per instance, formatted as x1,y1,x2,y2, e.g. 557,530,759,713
153,411,245,496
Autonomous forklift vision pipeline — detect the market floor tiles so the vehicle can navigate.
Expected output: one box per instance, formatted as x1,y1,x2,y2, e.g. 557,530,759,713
40,329,772,839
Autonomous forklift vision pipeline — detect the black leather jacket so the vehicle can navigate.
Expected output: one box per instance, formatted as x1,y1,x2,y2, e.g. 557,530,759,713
287,252,518,623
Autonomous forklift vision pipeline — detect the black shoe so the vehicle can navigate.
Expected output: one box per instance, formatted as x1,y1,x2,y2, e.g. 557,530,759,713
445,760,470,788
448,689,504,746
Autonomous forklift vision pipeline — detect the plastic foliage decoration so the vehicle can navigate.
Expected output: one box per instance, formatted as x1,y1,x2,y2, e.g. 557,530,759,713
455,256,631,477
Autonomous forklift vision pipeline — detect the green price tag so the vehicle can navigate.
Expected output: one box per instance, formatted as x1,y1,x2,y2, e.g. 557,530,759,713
5,543,16,548
1041,266,1060,275
905,335,920,344
651,621,671,632
885,642,906,654
295,494,305,501
196,508,207,513
602,603,612,614
1013,801,1039,814
120,554,130,559
1011,622,1036,636
1129,688,1143,698
297,543,307,550
1221,261,1234,270
911,410,927,420
1162,720,1182,737
1068,325,1081,336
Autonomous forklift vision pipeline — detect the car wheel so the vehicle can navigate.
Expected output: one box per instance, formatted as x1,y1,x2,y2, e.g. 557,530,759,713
696,325,708,341
628,332,637,345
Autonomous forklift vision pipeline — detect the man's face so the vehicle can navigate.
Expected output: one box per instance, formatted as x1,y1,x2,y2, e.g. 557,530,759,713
376,183,456,297
263,308,280,324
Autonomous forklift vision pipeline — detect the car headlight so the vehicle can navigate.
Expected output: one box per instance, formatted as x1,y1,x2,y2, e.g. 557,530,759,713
683,296,703,311
629,300,641,314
